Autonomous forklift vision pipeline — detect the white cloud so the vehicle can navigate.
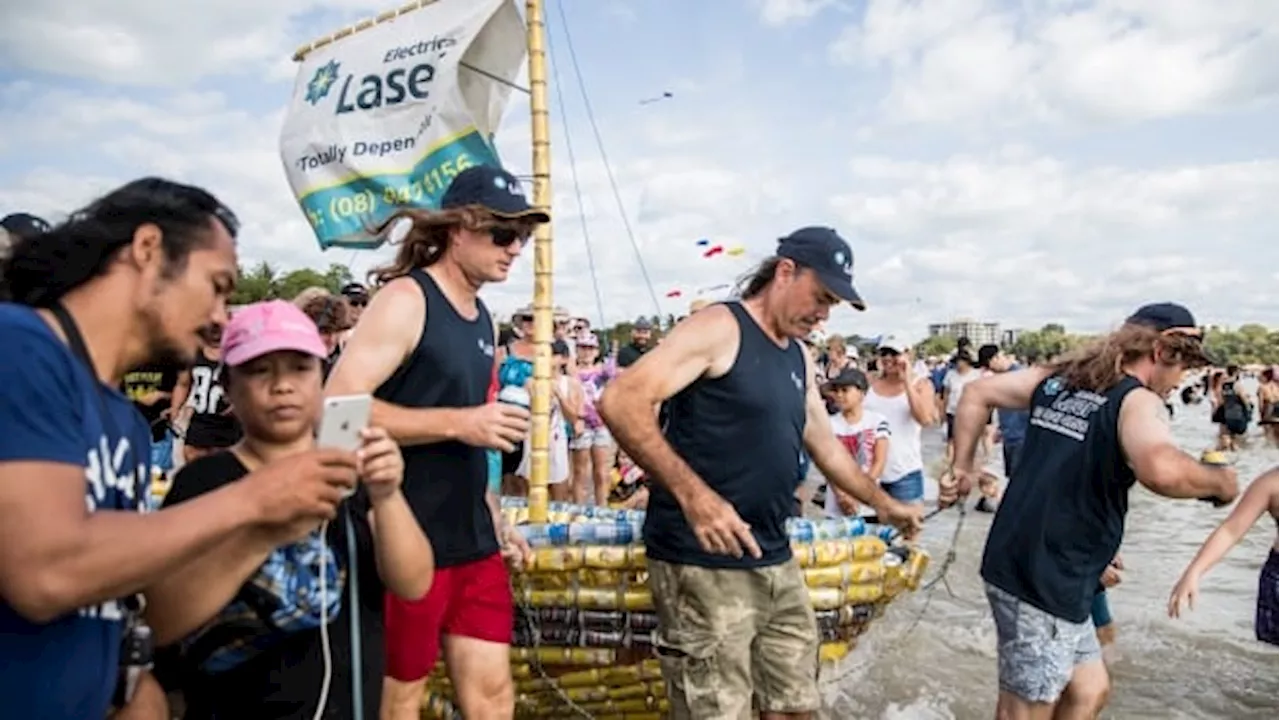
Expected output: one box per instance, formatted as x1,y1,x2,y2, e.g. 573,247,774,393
755,0,839,26
0,0,391,85
831,148,1278,331
0,0,1275,341
829,0,1279,125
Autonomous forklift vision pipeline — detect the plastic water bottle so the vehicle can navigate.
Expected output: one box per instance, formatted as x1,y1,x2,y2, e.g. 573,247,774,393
497,384,531,410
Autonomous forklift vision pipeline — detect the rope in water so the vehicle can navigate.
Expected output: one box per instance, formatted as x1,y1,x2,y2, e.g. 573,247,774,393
817,502,966,692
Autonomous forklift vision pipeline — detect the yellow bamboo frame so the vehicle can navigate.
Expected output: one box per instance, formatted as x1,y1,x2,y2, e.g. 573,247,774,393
524,0,553,523
292,0,443,62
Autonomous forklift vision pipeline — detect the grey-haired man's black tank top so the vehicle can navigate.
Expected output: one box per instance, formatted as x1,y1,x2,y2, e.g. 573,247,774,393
643,302,808,569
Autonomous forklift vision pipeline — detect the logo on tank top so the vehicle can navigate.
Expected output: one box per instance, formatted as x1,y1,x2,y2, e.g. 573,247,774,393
478,338,495,357
790,371,803,393
1030,384,1108,443
1044,377,1065,396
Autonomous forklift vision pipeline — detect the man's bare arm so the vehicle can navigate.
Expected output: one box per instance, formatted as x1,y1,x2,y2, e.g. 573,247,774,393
146,529,278,645
0,463,263,624
1120,389,1233,500
953,367,1051,472
598,307,731,506
325,278,462,446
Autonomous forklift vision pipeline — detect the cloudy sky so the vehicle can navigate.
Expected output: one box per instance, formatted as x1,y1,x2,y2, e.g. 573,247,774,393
1,0,1276,339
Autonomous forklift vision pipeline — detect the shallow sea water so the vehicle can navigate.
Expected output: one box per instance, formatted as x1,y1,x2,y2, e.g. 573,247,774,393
817,392,1279,719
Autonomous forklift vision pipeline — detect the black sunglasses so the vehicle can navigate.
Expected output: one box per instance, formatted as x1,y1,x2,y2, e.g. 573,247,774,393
489,227,528,248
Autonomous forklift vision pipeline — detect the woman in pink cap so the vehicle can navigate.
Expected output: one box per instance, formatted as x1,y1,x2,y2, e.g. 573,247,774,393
147,300,433,719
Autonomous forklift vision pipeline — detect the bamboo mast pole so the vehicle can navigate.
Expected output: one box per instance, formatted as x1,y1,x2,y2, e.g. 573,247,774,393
524,0,553,523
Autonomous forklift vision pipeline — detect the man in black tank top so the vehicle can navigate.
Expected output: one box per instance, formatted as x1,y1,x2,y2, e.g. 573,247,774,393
945,302,1237,718
600,227,922,719
325,165,547,720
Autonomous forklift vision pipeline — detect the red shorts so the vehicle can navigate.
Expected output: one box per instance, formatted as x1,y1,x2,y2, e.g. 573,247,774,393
384,552,513,681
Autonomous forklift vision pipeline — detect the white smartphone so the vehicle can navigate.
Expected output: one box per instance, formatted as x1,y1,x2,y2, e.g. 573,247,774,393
317,394,372,452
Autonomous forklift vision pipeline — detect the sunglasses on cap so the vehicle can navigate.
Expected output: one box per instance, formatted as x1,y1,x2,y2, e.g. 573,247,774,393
488,226,529,248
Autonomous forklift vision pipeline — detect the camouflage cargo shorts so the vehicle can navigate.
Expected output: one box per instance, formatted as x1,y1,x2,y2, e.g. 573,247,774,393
648,557,819,719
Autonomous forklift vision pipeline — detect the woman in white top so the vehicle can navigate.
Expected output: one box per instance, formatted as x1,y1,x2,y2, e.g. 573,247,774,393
941,351,982,460
516,340,582,502
862,336,939,504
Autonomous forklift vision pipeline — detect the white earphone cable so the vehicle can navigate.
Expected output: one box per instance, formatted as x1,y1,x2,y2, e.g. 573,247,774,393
311,520,333,720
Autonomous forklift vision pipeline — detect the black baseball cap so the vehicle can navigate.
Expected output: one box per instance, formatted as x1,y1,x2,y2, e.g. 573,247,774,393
441,165,550,223
825,367,869,392
1126,302,1216,365
340,282,368,301
1126,302,1199,333
1,212,51,241
633,317,653,330
775,227,865,310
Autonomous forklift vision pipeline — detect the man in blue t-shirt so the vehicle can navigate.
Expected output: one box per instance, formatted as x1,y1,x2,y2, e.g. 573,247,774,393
0,179,358,719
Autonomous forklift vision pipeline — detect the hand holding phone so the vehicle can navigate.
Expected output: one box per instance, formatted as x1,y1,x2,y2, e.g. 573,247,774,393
318,394,373,452
318,394,373,497
358,427,405,505
241,449,358,527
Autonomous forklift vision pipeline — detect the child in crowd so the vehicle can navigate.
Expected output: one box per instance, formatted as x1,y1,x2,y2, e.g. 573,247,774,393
820,368,890,518
1170,466,1279,646
148,301,433,718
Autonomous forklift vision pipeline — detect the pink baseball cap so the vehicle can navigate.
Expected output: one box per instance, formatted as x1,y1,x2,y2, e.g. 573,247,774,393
221,300,328,367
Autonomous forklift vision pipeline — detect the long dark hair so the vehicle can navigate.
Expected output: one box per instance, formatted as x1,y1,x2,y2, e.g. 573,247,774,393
1048,323,1208,393
734,257,782,300
369,205,534,286
1,177,238,307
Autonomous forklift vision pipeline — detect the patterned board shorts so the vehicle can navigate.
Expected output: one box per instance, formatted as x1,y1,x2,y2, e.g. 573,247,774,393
649,558,820,719
986,583,1101,704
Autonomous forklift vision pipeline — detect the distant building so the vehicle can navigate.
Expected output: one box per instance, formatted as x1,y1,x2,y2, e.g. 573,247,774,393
927,318,1001,347
1001,328,1023,347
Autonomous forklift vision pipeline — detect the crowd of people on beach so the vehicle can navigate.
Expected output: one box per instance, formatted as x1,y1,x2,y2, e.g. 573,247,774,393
0,168,1275,720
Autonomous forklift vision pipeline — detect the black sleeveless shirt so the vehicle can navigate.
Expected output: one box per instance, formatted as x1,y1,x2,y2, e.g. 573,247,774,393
375,269,497,567
184,349,242,449
981,373,1143,622
643,302,808,569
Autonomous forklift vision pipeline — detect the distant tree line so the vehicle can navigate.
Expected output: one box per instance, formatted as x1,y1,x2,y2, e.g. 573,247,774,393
228,266,1277,367
230,262,354,305
912,322,1278,367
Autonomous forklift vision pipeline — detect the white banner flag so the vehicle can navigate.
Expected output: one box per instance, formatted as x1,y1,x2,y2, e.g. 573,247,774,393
280,0,526,249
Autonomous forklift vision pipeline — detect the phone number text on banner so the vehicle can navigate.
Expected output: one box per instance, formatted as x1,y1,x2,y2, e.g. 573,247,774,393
297,129,497,249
